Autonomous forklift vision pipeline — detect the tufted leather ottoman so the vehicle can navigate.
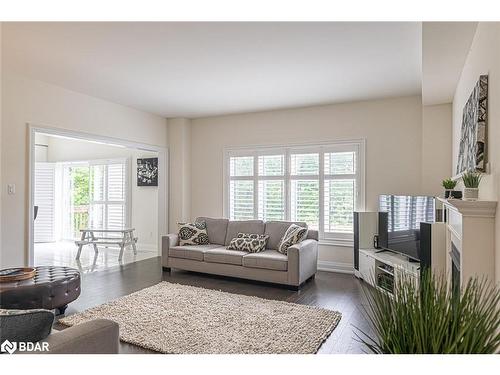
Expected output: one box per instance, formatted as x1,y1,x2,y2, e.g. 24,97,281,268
0,266,81,315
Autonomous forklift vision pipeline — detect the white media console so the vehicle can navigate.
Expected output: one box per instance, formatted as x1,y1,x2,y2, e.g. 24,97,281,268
354,211,447,296
356,248,420,295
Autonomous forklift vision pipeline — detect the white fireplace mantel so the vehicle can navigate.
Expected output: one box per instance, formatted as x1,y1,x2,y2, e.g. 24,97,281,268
437,197,497,218
437,197,497,286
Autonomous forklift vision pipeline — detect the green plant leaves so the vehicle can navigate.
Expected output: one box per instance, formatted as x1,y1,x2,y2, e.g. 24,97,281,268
356,271,500,354
462,170,482,188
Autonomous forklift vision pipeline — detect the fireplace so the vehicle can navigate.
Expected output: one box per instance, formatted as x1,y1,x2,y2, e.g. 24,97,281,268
450,242,461,296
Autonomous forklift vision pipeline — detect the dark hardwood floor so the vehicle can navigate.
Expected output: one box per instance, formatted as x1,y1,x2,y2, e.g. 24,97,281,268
56,256,373,354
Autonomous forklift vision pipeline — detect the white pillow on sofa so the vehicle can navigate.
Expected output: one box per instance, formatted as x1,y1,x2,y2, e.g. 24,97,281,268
277,224,308,255
177,221,210,246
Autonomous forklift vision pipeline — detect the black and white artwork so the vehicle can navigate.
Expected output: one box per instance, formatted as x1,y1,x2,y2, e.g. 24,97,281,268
137,158,158,186
456,75,488,174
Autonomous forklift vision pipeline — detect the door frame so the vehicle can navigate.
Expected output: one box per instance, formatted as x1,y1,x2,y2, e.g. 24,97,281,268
28,123,168,265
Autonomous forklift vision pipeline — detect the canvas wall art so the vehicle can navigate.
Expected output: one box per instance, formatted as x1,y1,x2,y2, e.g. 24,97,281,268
456,75,488,174
137,158,158,186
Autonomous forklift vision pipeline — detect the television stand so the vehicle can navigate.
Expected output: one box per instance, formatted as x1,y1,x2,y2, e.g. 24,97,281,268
356,248,420,296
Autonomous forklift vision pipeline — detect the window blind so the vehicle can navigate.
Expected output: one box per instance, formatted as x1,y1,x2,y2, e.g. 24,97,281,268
226,142,363,240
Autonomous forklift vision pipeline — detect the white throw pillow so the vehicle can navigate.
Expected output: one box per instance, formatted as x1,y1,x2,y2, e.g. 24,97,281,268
177,221,210,246
277,224,308,254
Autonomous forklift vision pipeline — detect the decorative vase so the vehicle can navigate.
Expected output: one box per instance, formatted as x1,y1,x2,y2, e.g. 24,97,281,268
451,190,462,199
444,189,453,198
463,188,479,201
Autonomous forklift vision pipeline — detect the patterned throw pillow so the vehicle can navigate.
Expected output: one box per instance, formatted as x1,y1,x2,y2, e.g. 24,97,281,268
277,224,308,255
177,221,210,246
227,233,269,253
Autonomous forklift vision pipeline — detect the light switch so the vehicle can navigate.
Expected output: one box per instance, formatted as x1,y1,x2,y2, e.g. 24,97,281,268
7,184,15,195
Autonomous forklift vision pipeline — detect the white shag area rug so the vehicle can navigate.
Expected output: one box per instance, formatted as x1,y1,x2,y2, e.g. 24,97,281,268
60,282,341,354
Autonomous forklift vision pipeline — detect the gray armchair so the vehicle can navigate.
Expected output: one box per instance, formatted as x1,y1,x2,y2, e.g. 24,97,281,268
1,308,119,354
39,319,120,354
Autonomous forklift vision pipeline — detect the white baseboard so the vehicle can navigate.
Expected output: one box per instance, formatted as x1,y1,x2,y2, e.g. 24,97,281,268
317,260,354,274
136,243,158,252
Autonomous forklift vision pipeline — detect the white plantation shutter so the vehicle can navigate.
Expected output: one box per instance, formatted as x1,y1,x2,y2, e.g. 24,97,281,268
230,180,254,220
258,180,285,221
89,159,128,230
323,150,357,236
226,142,363,241
34,163,56,242
290,152,320,230
324,179,355,233
258,154,285,221
107,163,125,201
290,180,319,229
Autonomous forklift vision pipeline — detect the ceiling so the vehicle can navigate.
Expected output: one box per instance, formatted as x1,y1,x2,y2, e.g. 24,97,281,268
422,22,478,105
3,22,422,118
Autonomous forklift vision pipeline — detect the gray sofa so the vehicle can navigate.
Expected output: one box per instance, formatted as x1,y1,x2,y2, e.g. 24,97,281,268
162,218,318,289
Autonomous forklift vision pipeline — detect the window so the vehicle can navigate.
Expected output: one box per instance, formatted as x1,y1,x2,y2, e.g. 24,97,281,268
61,158,129,239
225,141,364,242
89,159,129,231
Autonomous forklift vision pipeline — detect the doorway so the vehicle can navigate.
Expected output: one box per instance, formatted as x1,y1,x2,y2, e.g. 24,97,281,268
30,126,167,273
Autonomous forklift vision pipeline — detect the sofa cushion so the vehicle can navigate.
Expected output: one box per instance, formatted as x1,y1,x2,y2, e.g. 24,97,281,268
0,309,54,344
224,220,265,246
196,217,229,246
169,244,220,261
177,222,209,246
278,224,309,254
227,233,269,253
242,250,288,271
204,247,247,266
264,221,307,250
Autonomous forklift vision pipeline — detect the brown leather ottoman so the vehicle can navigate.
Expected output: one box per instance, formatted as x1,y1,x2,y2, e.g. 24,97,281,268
0,266,81,315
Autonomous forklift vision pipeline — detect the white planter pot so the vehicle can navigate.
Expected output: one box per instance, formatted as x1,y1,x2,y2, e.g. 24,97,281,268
463,187,479,201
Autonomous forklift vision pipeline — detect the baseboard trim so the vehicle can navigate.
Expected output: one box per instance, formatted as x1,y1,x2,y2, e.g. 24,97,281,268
317,260,354,274
136,243,158,252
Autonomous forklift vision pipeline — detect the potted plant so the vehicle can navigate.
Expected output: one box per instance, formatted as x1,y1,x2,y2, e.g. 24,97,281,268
442,178,458,199
462,170,482,201
356,271,500,353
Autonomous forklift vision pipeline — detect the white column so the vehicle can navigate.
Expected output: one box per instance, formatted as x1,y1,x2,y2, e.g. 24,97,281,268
167,118,191,231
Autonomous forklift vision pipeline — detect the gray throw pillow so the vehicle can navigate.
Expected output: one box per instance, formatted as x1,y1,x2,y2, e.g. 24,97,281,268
0,309,54,343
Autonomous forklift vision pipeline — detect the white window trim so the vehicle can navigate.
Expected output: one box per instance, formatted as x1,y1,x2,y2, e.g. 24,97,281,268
223,139,366,245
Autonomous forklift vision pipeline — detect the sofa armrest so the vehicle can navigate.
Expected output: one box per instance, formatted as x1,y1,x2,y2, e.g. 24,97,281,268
40,319,119,354
287,239,318,286
161,233,179,267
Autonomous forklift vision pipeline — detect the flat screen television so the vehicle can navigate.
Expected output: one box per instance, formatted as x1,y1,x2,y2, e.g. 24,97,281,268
378,195,436,261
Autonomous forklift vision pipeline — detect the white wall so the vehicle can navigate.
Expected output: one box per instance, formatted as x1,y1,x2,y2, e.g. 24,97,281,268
422,104,452,195
1,73,167,268
167,118,191,231
451,23,500,283
189,96,429,267
35,135,159,251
